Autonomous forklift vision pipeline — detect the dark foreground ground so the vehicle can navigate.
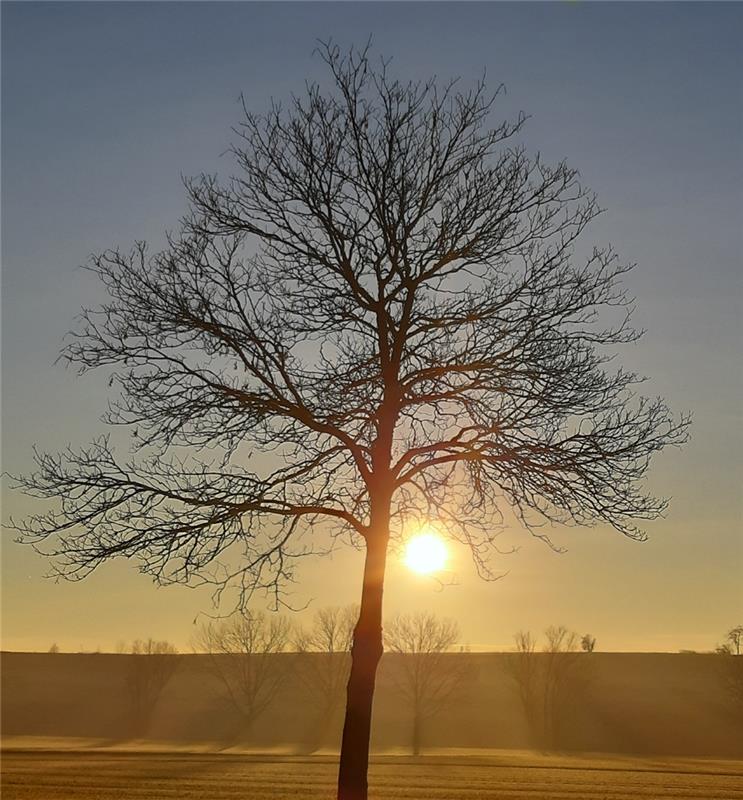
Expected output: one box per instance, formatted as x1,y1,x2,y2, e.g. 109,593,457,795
3,749,743,800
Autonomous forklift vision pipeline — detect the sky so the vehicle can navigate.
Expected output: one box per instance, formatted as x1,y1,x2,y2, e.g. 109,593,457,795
2,2,741,654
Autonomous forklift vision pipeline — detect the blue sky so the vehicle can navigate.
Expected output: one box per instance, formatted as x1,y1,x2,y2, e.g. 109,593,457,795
2,2,741,652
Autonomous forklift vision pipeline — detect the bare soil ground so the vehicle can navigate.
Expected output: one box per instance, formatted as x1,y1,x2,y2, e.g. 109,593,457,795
3,748,742,800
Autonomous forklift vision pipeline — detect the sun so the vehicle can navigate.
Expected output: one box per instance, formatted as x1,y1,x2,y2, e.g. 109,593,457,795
403,530,448,575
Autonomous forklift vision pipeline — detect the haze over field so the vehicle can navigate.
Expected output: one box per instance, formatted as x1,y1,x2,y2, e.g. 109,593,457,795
3,651,742,757
4,650,743,799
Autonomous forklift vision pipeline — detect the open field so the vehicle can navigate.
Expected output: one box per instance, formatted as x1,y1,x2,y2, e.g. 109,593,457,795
3,748,743,800
4,652,742,797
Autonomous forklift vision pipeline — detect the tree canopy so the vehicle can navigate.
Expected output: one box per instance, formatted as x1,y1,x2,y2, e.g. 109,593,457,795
12,44,688,611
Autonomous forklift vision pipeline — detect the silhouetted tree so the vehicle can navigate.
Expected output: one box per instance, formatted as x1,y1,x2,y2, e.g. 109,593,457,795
509,626,591,749
581,634,596,653
715,625,743,719
508,630,540,740
10,41,689,799
195,611,291,741
48,643,60,653
725,626,743,657
384,612,466,755
542,625,586,748
125,638,180,737
294,605,358,750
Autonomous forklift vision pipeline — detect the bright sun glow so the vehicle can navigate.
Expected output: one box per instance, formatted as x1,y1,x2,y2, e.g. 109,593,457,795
403,530,448,574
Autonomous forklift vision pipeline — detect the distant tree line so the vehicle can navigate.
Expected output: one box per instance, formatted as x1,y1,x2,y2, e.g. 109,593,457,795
194,607,464,754
41,620,741,749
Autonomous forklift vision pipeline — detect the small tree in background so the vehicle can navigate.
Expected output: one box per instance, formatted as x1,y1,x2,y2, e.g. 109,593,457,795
509,630,540,741
48,643,60,653
294,605,358,751
542,625,586,748
725,626,743,657
126,638,180,737
510,626,591,749
384,612,467,756
195,611,292,742
715,625,743,718
580,634,596,653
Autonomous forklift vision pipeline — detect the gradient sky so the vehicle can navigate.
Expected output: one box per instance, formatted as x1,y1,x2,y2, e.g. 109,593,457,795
2,2,741,654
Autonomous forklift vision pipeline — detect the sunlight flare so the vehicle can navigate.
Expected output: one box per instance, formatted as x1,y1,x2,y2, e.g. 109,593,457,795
403,529,448,574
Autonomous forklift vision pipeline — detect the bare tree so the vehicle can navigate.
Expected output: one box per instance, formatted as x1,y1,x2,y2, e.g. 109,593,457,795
195,611,291,741
715,626,743,719
48,643,60,653
384,612,466,755
508,630,540,741
509,626,590,749
125,638,180,737
294,605,358,750
542,625,586,748
580,633,596,653
725,626,743,657
10,42,689,799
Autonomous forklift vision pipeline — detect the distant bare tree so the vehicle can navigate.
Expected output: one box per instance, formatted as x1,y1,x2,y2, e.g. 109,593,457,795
544,625,580,654
384,612,466,755
581,634,596,653
542,626,585,747
195,611,291,741
509,626,590,749
125,638,180,737
715,626,743,719
295,605,358,654
726,626,743,657
508,630,540,740
10,41,690,800
294,605,358,750
48,643,60,653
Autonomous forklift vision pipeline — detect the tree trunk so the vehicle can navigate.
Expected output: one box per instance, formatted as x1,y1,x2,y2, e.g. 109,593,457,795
337,525,389,800
411,706,421,757
306,694,341,754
